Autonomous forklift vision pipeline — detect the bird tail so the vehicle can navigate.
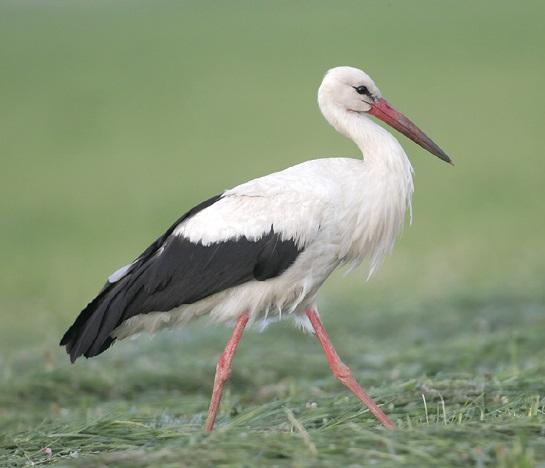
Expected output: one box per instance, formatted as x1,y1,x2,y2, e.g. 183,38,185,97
59,280,128,362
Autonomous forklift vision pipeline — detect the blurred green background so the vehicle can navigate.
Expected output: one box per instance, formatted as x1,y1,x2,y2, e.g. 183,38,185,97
1,1,545,465
1,0,543,353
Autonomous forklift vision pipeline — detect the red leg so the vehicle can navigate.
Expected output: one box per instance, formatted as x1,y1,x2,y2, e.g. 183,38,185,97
305,308,395,429
205,313,249,432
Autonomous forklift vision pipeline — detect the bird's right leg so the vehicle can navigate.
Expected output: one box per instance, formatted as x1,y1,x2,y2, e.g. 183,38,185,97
305,307,395,429
205,313,249,432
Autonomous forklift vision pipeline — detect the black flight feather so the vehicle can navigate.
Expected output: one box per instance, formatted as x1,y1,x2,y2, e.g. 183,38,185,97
60,195,302,362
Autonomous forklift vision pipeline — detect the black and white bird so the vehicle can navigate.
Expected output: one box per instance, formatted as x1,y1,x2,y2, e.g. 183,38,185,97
61,66,451,431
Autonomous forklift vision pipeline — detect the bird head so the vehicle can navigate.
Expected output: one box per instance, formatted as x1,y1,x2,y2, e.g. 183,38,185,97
318,66,452,164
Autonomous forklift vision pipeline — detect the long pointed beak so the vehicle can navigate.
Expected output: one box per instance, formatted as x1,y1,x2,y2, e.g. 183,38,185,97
369,98,452,164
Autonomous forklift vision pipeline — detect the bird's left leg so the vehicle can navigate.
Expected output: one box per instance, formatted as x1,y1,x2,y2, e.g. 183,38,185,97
305,308,395,429
205,313,249,432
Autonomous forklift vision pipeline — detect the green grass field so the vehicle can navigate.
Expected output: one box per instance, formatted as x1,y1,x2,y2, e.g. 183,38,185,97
1,1,544,466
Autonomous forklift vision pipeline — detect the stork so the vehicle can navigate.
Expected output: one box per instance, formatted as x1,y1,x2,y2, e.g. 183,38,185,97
60,66,451,431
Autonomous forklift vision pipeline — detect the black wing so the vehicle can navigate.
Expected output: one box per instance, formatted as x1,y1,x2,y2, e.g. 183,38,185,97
60,195,302,362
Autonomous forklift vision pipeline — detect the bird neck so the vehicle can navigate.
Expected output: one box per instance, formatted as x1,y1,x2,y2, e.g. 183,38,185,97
321,103,413,175
320,103,415,275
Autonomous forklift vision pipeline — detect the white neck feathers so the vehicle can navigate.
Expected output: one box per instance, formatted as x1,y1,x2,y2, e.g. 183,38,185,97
319,97,415,275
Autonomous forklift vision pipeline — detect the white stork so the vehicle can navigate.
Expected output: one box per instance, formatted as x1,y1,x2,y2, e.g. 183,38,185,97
61,66,451,431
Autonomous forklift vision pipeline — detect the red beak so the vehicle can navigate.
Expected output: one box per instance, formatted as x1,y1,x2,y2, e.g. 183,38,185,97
369,98,452,164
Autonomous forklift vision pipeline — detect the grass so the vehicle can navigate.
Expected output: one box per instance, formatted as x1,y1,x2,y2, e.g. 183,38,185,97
1,293,544,466
1,0,545,466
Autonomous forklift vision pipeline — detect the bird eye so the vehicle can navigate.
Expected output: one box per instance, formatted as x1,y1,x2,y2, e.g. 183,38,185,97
354,85,370,96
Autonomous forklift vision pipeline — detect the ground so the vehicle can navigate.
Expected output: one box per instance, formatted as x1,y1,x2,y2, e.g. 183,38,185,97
1,0,544,466
2,292,544,466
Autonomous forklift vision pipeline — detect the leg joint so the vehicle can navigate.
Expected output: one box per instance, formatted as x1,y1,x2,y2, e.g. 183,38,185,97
216,357,232,382
331,362,353,384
